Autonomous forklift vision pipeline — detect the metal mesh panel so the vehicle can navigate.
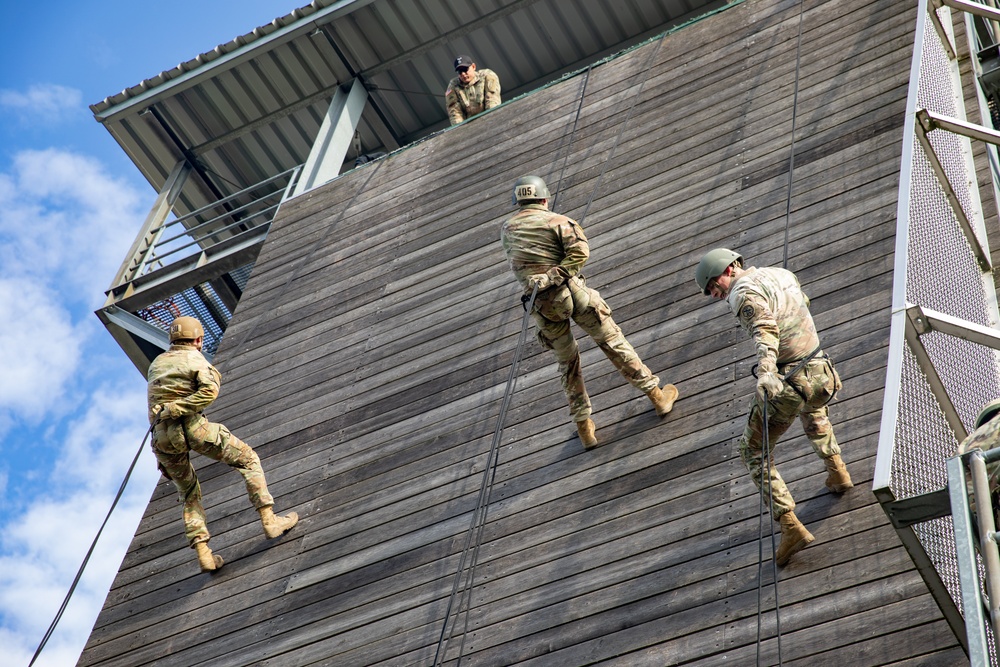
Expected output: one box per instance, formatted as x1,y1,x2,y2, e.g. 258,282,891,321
134,280,236,358
884,6,1000,661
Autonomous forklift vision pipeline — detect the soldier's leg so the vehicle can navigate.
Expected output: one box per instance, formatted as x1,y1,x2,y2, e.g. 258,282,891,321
742,390,817,564
187,419,274,509
188,419,298,537
154,448,211,546
739,391,801,520
798,405,840,460
532,311,591,423
799,405,853,491
571,292,659,395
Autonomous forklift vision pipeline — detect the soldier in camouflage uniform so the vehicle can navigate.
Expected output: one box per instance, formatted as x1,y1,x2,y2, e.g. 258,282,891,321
696,248,853,566
501,176,679,448
445,55,501,126
148,316,298,572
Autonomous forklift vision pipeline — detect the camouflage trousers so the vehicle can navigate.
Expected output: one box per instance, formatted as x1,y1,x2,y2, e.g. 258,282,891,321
739,355,842,521
531,276,659,423
153,414,274,546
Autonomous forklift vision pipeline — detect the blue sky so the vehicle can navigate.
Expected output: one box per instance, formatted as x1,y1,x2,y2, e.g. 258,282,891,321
0,2,304,664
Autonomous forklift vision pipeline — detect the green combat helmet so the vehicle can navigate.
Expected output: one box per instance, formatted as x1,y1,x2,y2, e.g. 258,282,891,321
512,175,551,206
169,316,205,342
695,248,743,295
976,398,1000,429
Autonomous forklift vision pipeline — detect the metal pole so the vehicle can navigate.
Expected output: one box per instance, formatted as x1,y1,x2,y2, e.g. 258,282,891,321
970,451,1000,654
948,455,992,663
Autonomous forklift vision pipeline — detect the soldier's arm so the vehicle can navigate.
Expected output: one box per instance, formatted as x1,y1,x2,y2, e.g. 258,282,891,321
167,364,222,416
445,86,465,125
734,291,780,367
549,218,589,284
484,71,501,109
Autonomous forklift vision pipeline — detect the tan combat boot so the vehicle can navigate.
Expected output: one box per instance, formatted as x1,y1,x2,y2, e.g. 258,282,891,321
648,384,679,417
823,455,854,492
774,511,814,566
260,506,299,539
576,419,598,448
194,542,224,572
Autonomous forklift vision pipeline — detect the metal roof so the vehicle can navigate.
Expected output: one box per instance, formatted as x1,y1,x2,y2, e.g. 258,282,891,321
90,0,727,216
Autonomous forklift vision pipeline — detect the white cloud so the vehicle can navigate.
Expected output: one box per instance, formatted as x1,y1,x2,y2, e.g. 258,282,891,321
0,84,84,126
0,279,81,418
0,383,157,666
0,148,144,303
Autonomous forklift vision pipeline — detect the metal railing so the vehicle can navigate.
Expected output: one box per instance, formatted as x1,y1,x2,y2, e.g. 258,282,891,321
98,163,302,370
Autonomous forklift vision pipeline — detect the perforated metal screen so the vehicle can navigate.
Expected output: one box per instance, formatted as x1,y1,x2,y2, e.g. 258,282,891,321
878,2,1000,660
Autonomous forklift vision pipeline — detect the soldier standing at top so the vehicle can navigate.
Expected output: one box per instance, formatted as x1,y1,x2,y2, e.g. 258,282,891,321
148,316,298,572
695,248,853,565
445,55,501,125
501,175,678,448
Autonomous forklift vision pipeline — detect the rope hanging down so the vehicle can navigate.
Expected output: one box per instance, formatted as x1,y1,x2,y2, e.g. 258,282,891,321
433,33,667,665
781,0,806,270
756,398,783,667
432,285,538,666
757,1,805,661
29,423,155,667
549,66,592,212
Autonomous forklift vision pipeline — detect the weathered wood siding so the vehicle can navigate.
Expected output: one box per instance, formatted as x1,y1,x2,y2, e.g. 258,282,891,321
80,0,971,664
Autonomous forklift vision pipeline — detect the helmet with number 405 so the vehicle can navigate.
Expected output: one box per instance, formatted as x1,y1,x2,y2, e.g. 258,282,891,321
512,175,551,206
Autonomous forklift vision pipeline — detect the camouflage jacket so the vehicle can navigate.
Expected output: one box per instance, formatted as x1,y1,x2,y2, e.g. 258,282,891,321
445,68,501,125
147,343,222,424
726,266,820,365
500,203,589,294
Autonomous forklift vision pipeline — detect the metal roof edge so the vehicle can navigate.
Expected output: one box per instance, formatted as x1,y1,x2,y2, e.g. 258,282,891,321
90,0,374,122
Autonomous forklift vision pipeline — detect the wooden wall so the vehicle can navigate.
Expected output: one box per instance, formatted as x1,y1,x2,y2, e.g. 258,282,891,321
80,0,971,664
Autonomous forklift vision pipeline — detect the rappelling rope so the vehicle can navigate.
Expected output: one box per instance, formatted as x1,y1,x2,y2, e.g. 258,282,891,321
754,0,805,662
549,66,592,212
577,34,665,227
756,397,784,667
434,35,668,665
29,422,155,667
781,0,806,271
432,285,538,666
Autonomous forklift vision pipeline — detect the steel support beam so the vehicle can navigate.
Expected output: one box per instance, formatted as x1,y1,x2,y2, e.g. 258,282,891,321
293,78,368,196
915,109,993,272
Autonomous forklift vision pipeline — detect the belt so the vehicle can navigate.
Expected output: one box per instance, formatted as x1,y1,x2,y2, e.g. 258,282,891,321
778,345,823,381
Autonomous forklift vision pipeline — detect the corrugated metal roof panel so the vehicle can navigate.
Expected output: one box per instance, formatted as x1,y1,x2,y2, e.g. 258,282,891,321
92,0,727,218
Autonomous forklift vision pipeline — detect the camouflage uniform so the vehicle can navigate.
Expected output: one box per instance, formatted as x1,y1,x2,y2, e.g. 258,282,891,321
501,203,660,423
147,343,274,547
728,267,843,520
445,68,501,125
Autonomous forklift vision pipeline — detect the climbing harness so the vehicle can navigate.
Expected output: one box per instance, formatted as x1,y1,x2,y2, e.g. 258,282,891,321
433,285,538,666
29,422,156,667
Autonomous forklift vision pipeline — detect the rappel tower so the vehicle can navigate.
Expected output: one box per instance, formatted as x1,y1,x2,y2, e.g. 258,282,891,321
80,0,1000,664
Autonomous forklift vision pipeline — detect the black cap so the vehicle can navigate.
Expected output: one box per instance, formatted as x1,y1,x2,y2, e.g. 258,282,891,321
454,55,474,70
